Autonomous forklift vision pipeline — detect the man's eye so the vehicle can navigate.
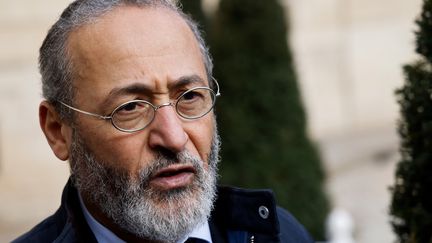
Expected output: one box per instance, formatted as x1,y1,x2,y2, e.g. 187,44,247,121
122,102,138,111
116,102,147,115
182,91,201,101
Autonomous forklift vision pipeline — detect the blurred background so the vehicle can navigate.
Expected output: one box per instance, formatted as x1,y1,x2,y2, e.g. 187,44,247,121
0,0,423,242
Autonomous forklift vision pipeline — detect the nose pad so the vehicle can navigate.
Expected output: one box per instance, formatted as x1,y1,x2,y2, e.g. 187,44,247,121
147,103,188,153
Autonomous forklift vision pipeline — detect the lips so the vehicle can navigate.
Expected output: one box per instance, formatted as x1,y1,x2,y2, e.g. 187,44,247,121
149,164,196,190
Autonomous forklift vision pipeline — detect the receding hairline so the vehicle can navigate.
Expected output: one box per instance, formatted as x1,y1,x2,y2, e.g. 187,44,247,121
67,4,204,74
66,4,197,47
65,4,206,86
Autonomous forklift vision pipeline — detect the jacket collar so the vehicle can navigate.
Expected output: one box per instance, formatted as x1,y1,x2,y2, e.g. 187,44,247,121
209,186,281,242
56,178,98,243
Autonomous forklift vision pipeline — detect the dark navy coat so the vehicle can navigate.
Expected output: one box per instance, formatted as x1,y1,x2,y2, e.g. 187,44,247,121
13,180,314,243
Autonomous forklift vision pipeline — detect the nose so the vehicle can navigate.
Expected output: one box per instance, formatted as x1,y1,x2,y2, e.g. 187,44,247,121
147,104,188,153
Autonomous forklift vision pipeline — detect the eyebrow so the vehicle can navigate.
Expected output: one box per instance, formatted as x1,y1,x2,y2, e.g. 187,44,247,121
168,74,208,90
101,75,208,110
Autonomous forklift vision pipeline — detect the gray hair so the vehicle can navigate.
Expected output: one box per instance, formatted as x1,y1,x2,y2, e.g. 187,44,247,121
40,0,213,122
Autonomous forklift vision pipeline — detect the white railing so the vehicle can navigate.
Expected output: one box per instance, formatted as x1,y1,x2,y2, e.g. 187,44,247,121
325,208,355,243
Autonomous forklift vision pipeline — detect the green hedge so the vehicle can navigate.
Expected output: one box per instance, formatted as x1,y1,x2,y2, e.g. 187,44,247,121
390,2,432,242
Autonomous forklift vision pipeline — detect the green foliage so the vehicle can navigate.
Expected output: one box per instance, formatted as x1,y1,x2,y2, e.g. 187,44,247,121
208,0,329,240
390,1,432,242
416,0,432,63
391,61,432,243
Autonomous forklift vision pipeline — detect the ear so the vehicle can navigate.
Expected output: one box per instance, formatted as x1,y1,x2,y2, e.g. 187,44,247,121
39,101,72,161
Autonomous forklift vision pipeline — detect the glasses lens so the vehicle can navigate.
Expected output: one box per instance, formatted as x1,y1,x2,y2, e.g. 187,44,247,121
176,88,216,119
112,100,154,131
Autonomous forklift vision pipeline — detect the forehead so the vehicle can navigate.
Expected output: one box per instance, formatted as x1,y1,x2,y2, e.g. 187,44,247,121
68,5,198,55
66,5,206,101
69,6,195,56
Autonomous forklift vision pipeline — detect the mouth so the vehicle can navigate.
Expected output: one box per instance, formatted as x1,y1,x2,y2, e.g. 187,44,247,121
149,164,196,191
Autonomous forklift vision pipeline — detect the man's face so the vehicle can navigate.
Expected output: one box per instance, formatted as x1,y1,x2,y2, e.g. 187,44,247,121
64,6,219,242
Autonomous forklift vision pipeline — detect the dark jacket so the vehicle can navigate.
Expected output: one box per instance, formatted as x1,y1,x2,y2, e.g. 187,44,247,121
13,179,313,243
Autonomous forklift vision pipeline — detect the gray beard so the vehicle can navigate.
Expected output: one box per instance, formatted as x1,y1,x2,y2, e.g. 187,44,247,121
69,129,220,243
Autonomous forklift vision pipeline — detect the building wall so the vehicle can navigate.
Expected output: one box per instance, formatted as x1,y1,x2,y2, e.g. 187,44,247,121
0,1,71,241
286,0,421,139
284,0,422,242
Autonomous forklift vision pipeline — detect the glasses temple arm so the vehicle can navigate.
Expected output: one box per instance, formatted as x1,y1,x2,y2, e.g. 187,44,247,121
212,77,221,96
59,101,111,120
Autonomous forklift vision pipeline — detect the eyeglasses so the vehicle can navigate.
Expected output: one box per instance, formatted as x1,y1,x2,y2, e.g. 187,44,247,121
59,79,221,133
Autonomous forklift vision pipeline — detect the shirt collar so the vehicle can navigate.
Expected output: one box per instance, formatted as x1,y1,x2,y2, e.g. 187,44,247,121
78,193,212,243
178,221,213,243
78,193,126,243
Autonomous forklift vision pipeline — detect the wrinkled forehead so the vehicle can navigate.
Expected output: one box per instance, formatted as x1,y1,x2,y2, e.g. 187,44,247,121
66,5,200,69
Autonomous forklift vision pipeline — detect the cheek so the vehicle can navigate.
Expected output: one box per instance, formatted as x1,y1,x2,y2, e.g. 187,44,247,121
184,116,215,163
80,127,149,173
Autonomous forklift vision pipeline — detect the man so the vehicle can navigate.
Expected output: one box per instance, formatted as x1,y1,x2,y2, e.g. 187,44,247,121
14,0,313,242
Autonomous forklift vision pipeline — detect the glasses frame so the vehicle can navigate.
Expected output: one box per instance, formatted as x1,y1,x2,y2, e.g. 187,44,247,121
59,78,221,133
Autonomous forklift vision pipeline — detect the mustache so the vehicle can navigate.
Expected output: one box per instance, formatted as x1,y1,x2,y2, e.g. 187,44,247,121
119,150,205,191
